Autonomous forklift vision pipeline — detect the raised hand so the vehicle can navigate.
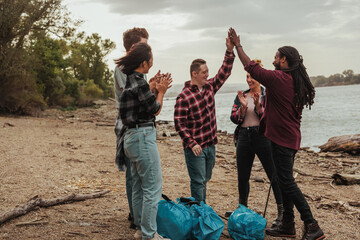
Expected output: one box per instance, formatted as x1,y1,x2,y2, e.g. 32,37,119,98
226,31,234,51
229,27,241,46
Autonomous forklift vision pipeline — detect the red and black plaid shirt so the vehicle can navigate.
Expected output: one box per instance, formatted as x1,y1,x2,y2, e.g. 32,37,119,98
174,50,235,149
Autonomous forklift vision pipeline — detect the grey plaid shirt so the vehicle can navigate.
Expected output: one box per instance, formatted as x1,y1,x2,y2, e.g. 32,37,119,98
119,72,160,126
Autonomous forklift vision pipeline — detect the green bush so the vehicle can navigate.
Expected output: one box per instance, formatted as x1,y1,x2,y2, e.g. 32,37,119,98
83,79,104,98
64,77,81,100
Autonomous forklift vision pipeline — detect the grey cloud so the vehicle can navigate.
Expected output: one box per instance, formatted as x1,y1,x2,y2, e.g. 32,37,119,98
93,0,359,38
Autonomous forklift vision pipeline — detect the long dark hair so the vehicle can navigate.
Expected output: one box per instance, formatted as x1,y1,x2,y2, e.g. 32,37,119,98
278,46,315,110
115,43,152,75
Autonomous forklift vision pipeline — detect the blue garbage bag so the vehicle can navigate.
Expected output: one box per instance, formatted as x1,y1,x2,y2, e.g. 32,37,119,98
156,195,193,240
227,204,267,240
190,202,225,240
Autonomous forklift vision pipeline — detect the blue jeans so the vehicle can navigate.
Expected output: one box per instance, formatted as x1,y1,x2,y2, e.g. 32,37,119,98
236,127,282,204
271,142,315,223
184,145,215,202
124,126,163,239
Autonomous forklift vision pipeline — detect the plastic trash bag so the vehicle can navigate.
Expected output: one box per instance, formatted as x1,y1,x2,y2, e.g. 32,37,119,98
190,202,225,240
227,204,267,240
156,195,193,240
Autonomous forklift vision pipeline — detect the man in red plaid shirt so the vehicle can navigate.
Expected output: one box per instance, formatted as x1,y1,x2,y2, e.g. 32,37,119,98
174,33,235,202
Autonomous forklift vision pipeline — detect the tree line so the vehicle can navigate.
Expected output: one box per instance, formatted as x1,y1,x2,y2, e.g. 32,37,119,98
0,0,115,114
310,69,360,87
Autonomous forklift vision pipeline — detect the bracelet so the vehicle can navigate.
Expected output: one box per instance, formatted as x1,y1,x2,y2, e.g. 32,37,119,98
235,45,242,48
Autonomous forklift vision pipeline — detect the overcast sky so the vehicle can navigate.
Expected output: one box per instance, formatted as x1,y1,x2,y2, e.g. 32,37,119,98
64,0,360,85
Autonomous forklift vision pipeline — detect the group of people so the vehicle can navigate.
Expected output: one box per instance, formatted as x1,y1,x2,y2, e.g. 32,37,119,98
114,27,326,240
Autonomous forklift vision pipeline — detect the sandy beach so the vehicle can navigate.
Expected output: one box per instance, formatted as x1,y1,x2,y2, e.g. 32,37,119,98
0,100,359,239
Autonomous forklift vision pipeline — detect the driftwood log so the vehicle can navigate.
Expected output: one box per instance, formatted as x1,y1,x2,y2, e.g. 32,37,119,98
0,190,110,226
332,173,360,185
319,134,360,155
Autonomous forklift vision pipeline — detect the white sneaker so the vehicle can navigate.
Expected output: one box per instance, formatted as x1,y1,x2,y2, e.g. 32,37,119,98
134,229,142,239
149,232,170,240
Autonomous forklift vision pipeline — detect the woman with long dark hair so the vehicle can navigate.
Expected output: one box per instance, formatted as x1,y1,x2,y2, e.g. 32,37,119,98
230,63,283,229
229,28,325,240
117,42,172,240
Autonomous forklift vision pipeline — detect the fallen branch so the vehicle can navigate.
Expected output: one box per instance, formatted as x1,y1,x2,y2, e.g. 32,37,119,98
95,123,114,127
16,220,49,226
349,201,360,207
293,167,312,176
332,173,360,185
66,231,89,237
334,158,360,164
330,180,336,189
317,201,360,215
0,190,110,226
319,134,360,155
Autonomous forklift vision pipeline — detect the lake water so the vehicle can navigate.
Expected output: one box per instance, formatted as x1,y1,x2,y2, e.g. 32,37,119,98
157,84,360,151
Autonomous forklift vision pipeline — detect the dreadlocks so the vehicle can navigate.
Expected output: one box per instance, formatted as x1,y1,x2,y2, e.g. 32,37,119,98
278,46,315,110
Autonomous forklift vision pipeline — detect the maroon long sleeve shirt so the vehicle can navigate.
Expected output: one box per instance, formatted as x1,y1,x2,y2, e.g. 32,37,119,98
245,60,302,150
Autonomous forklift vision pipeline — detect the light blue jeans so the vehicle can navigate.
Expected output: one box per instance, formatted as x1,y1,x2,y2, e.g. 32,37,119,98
184,145,216,202
124,125,162,239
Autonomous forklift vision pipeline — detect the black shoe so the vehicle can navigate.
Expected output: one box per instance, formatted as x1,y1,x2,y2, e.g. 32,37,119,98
129,222,137,229
127,213,137,229
265,220,296,238
128,213,133,222
301,222,325,240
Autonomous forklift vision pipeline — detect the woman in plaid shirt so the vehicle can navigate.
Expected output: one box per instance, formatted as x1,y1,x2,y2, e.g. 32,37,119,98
117,42,172,240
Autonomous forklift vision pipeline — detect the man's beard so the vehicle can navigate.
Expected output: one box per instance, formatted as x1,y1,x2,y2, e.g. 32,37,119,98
274,62,281,70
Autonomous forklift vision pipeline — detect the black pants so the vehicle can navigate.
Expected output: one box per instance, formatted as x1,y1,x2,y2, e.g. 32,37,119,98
236,127,282,204
271,142,315,223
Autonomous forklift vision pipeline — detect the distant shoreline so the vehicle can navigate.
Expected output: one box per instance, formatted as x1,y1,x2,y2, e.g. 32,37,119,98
313,83,360,88
164,83,360,98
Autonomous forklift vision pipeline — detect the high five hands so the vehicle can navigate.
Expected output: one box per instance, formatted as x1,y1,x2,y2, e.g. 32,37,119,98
229,27,241,47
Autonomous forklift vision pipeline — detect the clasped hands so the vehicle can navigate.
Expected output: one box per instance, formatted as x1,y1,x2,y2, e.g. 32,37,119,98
149,70,173,95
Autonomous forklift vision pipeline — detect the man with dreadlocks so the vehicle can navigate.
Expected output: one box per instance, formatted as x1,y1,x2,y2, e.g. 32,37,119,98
228,28,325,240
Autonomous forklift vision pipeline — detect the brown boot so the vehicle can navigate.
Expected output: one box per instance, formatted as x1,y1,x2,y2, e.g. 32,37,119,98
265,220,296,238
301,222,325,240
